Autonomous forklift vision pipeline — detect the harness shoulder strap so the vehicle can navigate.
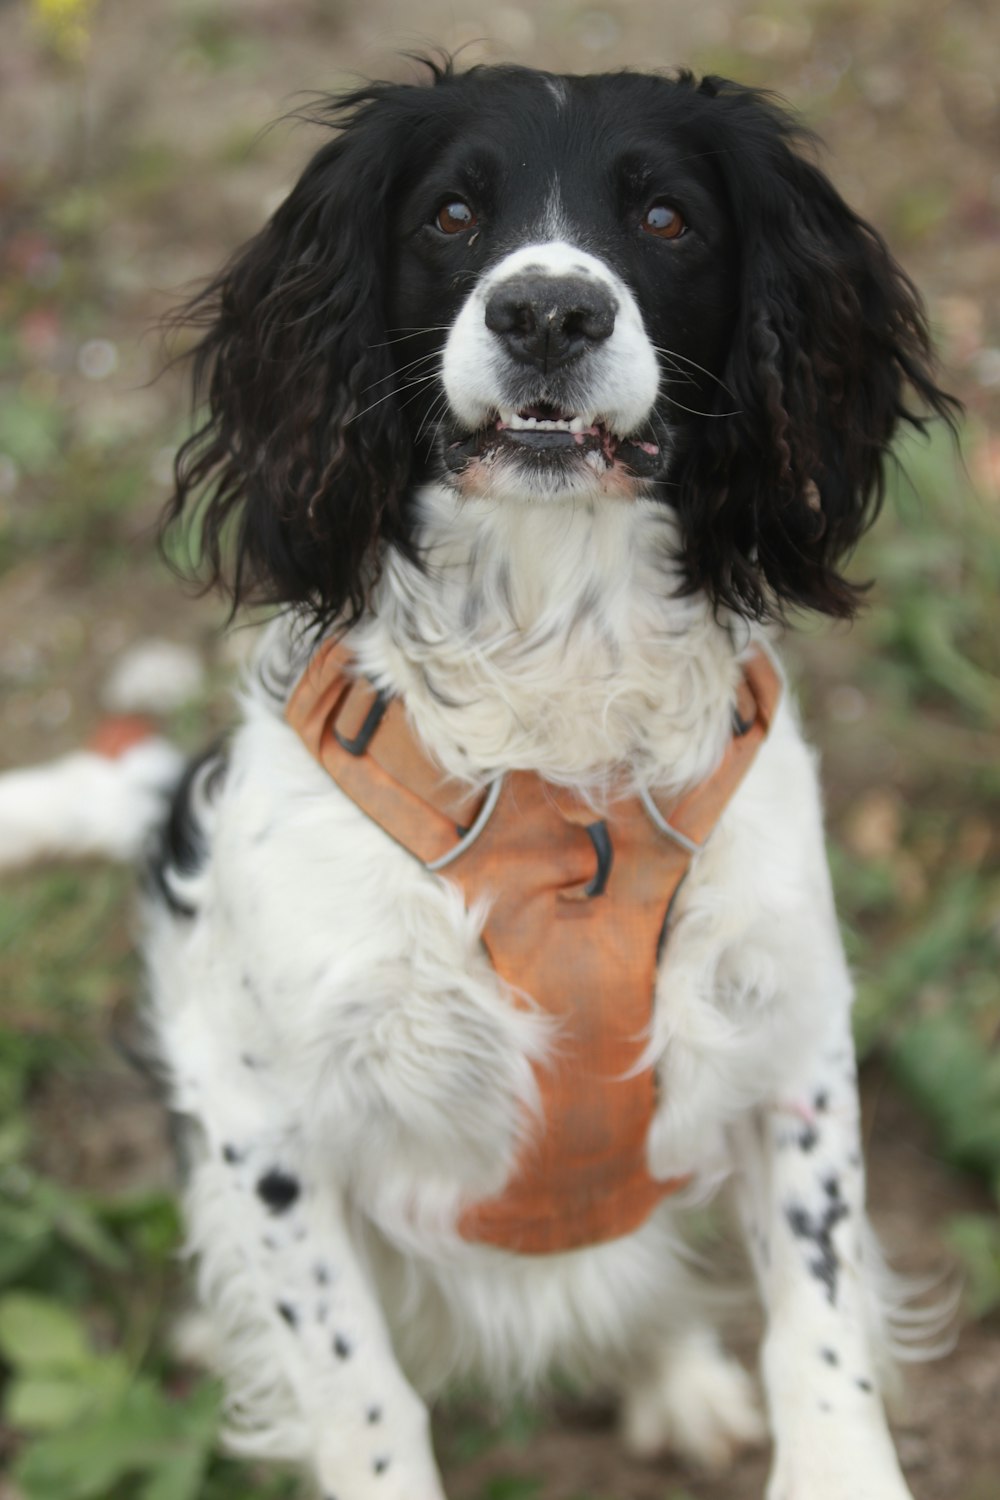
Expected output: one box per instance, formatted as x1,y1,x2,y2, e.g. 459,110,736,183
287,636,782,868
285,637,487,867
643,646,782,854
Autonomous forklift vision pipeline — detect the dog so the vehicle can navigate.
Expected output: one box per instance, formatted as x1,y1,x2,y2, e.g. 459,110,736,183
0,61,957,1500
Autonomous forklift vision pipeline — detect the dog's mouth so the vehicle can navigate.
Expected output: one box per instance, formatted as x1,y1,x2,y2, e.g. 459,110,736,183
442,403,664,478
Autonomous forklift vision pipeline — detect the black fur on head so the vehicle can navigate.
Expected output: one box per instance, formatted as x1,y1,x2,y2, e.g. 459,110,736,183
164,69,455,626
671,74,959,619
163,60,958,626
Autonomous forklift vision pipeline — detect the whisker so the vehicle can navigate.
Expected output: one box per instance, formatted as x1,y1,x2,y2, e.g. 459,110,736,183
345,371,440,426
357,349,441,396
661,392,742,419
415,390,452,446
651,344,737,401
367,326,451,349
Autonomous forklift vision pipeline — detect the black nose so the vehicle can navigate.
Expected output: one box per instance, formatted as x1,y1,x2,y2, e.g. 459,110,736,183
484,274,617,372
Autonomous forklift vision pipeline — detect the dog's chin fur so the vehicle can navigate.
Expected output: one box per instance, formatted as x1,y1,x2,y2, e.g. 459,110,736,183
355,486,740,794
1,60,960,1500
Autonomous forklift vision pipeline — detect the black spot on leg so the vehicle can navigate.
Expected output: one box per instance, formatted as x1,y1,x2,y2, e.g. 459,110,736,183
856,1378,874,1393
814,1090,829,1112
798,1124,819,1152
222,1143,243,1165
333,1333,352,1359
373,1456,391,1475
821,1347,839,1366
276,1301,297,1328
785,1197,850,1305
822,1175,842,1201
367,1405,382,1424
256,1168,301,1214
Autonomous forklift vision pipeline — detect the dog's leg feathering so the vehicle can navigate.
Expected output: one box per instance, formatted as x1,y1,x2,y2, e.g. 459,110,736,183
181,1129,446,1499
734,1016,915,1500
152,953,447,1500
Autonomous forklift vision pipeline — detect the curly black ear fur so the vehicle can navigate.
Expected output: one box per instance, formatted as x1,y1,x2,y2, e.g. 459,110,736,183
674,77,960,620
163,79,442,626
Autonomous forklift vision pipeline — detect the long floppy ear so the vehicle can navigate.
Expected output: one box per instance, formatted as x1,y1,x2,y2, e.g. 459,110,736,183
676,78,959,621
163,86,422,626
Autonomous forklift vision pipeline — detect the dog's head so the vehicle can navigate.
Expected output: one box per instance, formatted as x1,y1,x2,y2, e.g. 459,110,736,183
167,62,956,625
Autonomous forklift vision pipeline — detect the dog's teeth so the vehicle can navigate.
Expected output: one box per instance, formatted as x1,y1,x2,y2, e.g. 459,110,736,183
500,411,598,435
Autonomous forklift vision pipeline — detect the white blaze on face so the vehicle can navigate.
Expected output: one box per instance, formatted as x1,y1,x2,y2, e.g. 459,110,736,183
442,241,661,439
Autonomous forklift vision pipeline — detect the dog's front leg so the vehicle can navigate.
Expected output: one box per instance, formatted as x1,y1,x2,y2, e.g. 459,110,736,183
183,1126,446,1500
734,1016,914,1500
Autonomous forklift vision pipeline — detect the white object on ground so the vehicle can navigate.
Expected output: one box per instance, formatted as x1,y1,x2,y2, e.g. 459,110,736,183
102,638,206,715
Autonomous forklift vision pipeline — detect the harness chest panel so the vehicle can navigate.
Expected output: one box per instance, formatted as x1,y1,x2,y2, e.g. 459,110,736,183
286,638,780,1255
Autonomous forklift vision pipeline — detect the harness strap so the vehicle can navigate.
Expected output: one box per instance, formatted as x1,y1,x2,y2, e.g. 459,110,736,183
289,637,781,870
286,636,782,1255
286,641,487,867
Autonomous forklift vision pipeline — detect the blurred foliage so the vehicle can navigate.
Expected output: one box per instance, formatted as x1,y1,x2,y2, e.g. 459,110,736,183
30,0,98,61
823,426,1000,1318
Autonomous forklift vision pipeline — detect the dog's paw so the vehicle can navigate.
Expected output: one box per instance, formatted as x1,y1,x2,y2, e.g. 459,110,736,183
620,1328,766,1472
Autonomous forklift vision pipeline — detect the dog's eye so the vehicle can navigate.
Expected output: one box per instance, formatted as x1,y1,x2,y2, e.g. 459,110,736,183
642,202,686,240
435,200,478,235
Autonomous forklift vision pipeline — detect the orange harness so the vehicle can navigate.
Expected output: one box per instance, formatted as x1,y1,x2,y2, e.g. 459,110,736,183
286,639,781,1255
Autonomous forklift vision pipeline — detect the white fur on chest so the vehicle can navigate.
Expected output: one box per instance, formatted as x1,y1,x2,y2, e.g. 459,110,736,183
157,491,849,1273
352,486,741,792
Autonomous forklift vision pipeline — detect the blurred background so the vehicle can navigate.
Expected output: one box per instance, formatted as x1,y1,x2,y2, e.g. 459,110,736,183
0,1,998,1497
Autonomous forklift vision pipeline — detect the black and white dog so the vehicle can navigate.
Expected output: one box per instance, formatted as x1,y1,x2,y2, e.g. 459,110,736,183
0,62,956,1500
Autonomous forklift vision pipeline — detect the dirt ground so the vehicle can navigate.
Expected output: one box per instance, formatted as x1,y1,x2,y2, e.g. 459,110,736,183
1,0,999,1497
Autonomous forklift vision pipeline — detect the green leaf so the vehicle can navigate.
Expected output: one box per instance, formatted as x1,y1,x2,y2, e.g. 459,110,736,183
29,1176,130,1272
5,1350,129,1438
481,1477,543,1500
6,1374,102,1432
0,1293,91,1371
946,1215,1000,1319
892,1016,1000,1179
0,1200,52,1284
0,1114,31,1165
14,1377,217,1500
138,1446,212,1500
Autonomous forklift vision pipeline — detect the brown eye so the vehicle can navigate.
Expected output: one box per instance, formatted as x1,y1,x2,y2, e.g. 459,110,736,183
642,202,686,240
436,200,478,234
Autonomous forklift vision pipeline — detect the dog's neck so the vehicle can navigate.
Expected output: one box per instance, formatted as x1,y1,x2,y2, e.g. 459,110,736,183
347,482,749,793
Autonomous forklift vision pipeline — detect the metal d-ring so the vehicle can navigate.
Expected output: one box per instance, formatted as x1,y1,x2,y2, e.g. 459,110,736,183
425,777,504,871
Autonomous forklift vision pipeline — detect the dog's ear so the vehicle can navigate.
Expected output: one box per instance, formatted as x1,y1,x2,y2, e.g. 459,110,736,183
163,88,421,625
676,78,959,621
